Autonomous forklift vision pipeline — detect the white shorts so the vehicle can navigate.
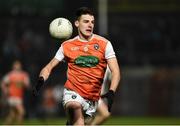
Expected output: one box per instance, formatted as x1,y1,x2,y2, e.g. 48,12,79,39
8,97,23,106
62,88,98,117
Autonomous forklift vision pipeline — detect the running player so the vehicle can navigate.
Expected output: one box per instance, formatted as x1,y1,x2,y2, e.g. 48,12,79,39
33,7,120,125
1,60,30,124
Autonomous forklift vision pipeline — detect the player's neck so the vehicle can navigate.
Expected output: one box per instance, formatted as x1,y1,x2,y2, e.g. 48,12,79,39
78,34,93,42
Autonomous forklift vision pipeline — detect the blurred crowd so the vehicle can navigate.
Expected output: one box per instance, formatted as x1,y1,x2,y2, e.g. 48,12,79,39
109,12,180,66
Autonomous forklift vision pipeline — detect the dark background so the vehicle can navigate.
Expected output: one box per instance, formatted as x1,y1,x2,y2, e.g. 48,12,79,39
0,0,180,119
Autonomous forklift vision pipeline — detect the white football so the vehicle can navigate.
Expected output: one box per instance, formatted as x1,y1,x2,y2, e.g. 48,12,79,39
49,18,73,39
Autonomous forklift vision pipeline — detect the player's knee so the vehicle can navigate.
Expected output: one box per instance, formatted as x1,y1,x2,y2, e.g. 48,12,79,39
66,101,82,115
17,107,25,117
66,102,81,109
19,110,25,117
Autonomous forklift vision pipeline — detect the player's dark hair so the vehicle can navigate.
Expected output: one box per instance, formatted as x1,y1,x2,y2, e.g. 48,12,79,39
75,7,94,20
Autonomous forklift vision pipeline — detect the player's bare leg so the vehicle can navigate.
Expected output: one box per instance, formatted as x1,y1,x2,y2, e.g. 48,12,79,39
4,107,16,124
15,104,25,124
89,99,110,125
65,101,84,125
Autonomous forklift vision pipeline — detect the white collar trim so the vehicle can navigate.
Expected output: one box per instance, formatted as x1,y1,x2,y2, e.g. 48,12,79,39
78,34,94,42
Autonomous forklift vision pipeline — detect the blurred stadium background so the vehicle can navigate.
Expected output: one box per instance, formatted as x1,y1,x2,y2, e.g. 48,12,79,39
0,0,180,125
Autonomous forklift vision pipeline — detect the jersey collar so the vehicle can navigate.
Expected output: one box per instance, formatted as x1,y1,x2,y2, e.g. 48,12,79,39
78,34,94,42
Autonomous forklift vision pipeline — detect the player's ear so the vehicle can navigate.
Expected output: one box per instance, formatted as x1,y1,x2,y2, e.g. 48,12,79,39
75,20,79,27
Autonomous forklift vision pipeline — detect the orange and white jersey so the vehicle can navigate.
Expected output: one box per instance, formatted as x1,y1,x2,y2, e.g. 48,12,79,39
2,70,30,99
55,34,115,101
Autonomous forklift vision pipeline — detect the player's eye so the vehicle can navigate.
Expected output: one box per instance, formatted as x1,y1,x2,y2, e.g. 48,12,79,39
83,20,89,23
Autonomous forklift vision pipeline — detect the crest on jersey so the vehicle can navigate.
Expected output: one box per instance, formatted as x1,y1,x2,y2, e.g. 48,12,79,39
94,44,99,50
72,95,77,99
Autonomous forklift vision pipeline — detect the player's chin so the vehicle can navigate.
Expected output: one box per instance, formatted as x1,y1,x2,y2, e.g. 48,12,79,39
84,32,92,37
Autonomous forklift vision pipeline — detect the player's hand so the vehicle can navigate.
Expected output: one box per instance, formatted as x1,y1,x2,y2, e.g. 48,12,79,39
32,76,45,96
101,90,115,112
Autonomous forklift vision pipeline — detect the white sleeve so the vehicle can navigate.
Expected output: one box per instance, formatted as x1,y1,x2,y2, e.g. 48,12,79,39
54,45,65,61
105,41,116,59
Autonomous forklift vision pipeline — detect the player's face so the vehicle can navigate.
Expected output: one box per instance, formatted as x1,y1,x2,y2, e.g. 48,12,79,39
12,61,22,71
75,14,94,40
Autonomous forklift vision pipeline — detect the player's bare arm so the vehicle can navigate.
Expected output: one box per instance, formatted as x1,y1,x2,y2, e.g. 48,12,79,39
1,77,9,96
107,57,121,92
33,58,60,96
40,58,60,80
1,83,7,96
102,57,120,112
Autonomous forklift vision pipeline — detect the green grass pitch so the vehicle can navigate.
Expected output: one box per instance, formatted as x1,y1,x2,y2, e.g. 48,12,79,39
1,116,180,125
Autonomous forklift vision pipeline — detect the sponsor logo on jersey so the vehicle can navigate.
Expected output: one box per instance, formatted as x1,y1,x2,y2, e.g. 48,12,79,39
74,56,99,67
71,46,79,51
16,81,23,88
